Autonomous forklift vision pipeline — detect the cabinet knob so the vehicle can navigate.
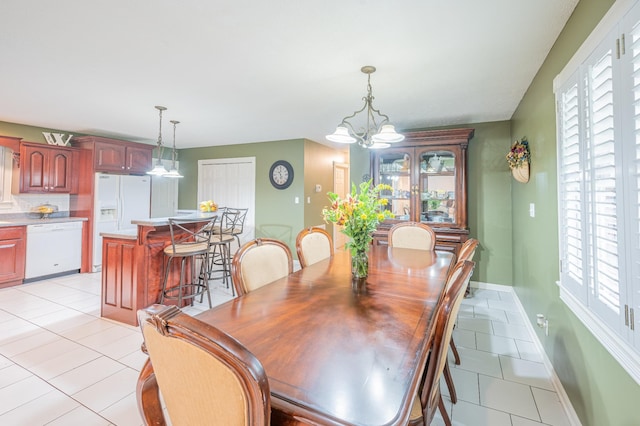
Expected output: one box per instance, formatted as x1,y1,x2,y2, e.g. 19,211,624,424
121,166,125,169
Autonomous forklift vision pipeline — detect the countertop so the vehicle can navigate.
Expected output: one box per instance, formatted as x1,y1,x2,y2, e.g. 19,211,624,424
0,216,88,228
100,213,218,240
100,228,138,240
131,212,218,227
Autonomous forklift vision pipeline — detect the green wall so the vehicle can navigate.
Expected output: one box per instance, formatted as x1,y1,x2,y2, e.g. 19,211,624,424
510,0,640,424
0,120,74,144
177,139,305,252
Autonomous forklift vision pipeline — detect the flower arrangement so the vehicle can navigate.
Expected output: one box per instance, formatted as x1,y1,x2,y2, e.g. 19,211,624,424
199,200,218,212
322,180,394,256
506,137,531,169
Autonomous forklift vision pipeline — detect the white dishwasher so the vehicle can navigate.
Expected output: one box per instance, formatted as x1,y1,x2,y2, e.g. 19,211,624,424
25,221,83,280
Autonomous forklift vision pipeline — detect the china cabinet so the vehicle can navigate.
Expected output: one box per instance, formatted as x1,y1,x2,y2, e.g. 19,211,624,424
372,128,474,253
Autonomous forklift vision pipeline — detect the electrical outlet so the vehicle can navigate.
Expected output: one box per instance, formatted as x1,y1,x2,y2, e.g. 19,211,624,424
294,197,299,204
529,203,535,218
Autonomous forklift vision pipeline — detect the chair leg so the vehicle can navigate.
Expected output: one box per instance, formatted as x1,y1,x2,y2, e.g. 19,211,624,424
160,256,171,305
443,362,457,404
450,337,461,365
438,394,452,426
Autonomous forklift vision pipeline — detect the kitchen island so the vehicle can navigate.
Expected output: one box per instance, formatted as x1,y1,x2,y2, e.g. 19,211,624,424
101,213,216,326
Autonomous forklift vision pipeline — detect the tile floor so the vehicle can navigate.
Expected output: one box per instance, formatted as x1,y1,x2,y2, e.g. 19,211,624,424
0,273,576,426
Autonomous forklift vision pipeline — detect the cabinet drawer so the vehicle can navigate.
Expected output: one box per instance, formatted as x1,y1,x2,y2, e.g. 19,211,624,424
0,226,26,240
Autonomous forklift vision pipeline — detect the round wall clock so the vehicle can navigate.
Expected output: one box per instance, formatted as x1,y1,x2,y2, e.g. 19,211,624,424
269,160,294,190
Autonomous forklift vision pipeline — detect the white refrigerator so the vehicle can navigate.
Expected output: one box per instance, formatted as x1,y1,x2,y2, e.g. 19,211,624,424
93,173,151,272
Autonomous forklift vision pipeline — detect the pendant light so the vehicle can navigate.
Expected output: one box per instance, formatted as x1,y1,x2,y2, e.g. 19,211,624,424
147,106,169,176
326,66,404,149
164,120,183,178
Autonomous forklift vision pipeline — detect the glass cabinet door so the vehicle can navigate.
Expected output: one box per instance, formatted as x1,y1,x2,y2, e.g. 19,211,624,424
418,150,457,225
375,149,413,220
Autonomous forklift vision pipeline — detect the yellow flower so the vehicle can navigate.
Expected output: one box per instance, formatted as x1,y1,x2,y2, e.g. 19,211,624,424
360,213,367,220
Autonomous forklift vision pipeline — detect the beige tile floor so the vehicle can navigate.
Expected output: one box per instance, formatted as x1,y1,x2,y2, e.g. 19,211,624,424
0,273,576,425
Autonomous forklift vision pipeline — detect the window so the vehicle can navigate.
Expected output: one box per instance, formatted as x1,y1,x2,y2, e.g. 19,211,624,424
555,0,640,384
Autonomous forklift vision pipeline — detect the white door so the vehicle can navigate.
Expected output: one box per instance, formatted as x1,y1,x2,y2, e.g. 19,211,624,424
333,162,350,250
198,157,256,246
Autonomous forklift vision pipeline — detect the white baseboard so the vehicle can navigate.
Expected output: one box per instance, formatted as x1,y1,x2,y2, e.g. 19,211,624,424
469,280,583,426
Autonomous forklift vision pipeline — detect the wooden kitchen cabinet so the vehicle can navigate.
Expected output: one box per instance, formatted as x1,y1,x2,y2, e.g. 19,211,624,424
101,236,139,325
12,142,76,194
372,128,474,253
0,226,26,288
73,136,153,174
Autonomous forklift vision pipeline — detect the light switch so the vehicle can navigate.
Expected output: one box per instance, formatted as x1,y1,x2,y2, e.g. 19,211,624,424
307,197,311,204
295,197,300,204
315,184,322,193
529,203,535,218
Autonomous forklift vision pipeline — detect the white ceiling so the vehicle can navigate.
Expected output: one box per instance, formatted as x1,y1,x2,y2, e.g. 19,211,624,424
0,0,578,149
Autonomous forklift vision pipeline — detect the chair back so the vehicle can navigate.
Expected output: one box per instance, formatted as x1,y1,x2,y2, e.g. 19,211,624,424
417,260,474,424
458,238,479,262
295,227,333,268
223,208,248,235
137,305,271,426
231,238,293,296
167,216,218,256
388,222,436,250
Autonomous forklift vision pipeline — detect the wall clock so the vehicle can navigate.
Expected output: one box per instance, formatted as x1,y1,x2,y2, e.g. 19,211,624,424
269,160,294,190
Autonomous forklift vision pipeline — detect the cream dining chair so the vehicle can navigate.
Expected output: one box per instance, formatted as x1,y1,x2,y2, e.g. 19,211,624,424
388,222,437,251
136,304,271,426
449,238,480,366
408,260,475,426
295,227,334,268
231,238,293,297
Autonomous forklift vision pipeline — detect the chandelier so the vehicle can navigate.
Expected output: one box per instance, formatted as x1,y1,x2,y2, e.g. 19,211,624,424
147,105,169,176
326,66,404,149
164,120,183,178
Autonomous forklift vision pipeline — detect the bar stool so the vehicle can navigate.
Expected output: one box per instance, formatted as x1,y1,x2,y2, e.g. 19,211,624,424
208,210,237,296
160,216,217,308
221,208,248,252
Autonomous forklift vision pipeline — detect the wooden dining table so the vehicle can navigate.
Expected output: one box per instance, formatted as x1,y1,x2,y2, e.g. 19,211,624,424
196,244,454,426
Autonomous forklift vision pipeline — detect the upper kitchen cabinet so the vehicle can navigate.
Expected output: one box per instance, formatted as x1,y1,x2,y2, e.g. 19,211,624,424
12,142,77,194
372,128,474,253
72,136,153,174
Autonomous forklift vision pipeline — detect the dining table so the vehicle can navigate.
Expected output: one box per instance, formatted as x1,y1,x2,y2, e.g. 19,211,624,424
196,244,454,426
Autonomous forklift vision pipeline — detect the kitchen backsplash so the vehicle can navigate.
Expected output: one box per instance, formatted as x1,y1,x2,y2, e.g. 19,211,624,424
0,193,70,214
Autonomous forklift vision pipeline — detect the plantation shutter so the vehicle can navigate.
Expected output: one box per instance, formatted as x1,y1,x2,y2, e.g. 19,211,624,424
557,73,586,301
584,28,624,331
621,2,640,349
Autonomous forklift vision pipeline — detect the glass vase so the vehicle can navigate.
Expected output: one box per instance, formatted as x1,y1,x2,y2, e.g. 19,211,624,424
351,249,369,280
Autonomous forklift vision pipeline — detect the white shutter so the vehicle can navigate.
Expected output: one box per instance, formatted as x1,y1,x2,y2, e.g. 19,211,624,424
558,74,586,301
584,31,624,329
621,1,640,350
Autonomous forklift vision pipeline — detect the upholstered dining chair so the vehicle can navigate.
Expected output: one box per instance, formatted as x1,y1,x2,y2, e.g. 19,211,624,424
388,222,437,251
409,260,475,426
447,237,480,368
231,238,293,297
295,227,334,268
136,304,271,426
